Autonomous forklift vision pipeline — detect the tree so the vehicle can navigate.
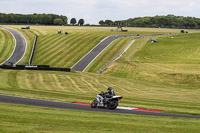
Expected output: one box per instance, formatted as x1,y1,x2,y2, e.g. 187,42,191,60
54,18,64,25
70,18,77,25
105,20,113,26
99,20,105,25
78,19,84,26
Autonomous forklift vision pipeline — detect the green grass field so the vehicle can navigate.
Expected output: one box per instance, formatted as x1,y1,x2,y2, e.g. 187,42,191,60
30,26,180,68
0,103,200,133
0,69,200,115
103,33,200,87
0,25,200,132
0,28,15,64
3,25,182,67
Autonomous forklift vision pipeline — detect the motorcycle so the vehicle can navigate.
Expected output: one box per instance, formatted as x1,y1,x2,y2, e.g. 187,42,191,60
91,92,123,110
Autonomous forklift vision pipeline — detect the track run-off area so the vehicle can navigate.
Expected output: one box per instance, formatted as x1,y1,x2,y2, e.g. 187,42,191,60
0,94,199,118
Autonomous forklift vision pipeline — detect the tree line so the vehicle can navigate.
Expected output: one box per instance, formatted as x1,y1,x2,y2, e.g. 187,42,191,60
0,13,68,25
99,15,200,29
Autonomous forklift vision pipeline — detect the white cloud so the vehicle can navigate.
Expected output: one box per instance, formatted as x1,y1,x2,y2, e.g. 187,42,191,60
0,0,200,24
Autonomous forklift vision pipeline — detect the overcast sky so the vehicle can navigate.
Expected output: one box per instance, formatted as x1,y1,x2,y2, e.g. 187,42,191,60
0,0,200,24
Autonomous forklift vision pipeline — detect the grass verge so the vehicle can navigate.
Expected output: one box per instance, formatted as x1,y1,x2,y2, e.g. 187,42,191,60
0,102,200,133
0,69,200,115
0,28,15,64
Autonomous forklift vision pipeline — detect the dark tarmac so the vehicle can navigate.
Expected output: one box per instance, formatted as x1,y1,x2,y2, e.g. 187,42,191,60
0,95,199,118
0,27,27,65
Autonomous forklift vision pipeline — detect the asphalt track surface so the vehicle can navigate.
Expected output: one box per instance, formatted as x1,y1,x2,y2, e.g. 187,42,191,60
71,35,137,71
0,27,26,65
0,95,199,118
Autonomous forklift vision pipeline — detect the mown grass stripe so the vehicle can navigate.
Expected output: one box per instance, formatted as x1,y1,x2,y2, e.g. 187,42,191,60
31,29,44,36
38,32,89,50
0,28,15,64
62,35,104,67
0,29,5,52
38,34,64,45
81,74,108,89
35,36,71,62
35,35,67,53
32,30,105,67
33,32,86,65
65,76,86,93
35,35,64,51
80,77,99,93
7,70,20,89
51,74,65,90
94,78,108,88
49,33,99,67
36,32,94,66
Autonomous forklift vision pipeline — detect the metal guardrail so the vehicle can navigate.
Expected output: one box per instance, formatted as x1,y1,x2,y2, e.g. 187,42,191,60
0,65,71,72
29,34,38,65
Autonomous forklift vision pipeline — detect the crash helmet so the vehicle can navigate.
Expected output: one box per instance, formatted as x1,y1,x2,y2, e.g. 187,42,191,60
107,87,112,92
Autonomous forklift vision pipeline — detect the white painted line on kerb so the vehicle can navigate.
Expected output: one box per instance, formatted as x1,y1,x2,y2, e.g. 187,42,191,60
117,106,138,110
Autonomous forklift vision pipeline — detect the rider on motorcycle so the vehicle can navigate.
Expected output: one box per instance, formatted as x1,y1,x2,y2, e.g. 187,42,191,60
98,87,116,106
105,87,115,98
100,87,115,104
91,87,122,109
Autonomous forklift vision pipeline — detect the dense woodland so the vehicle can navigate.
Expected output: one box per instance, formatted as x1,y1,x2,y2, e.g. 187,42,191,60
0,13,68,25
99,15,200,29
1,13,200,28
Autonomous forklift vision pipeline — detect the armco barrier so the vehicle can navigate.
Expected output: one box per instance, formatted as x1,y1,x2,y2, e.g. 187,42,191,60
0,65,70,72
29,34,38,65
16,65,50,68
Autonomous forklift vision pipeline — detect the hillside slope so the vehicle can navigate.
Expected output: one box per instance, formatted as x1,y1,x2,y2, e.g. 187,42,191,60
103,33,200,87
0,28,15,64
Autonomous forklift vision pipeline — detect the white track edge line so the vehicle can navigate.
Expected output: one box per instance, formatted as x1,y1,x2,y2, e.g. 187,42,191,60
71,36,111,69
0,27,17,65
14,28,27,65
82,38,118,72
82,35,136,72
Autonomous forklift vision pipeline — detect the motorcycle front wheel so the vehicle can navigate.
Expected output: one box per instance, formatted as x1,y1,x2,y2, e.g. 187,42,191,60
107,100,118,110
91,100,97,108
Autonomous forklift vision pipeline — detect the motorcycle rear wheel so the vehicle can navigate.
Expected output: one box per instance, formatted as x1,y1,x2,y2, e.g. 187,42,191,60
91,100,97,108
107,100,118,110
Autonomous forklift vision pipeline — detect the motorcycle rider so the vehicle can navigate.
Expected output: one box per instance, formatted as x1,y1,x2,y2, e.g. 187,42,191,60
105,87,115,98
98,87,116,106
101,87,115,104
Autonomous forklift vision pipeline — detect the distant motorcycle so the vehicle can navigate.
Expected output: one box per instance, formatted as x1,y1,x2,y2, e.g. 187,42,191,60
91,92,123,110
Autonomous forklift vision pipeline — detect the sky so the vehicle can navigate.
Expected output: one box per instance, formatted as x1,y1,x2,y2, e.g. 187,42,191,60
0,0,200,24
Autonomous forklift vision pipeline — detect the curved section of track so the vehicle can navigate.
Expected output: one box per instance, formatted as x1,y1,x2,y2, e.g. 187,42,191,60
0,95,199,118
0,27,27,65
71,35,137,72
